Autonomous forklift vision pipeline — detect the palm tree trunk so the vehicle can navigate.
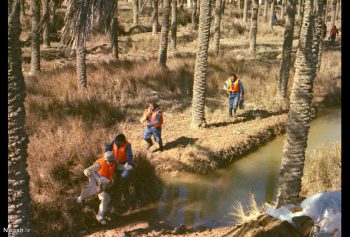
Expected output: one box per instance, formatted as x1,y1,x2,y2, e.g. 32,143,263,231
111,0,119,61
238,0,242,14
76,38,87,88
139,0,142,10
191,0,211,128
324,0,328,21
315,0,326,72
152,0,159,34
297,0,303,19
280,0,285,18
330,0,336,28
249,0,259,57
264,0,268,21
30,0,40,74
269,0,275,30
213,0,222,56
276,0,297,99
21,0,26,18
243,0,249,22
197,0,201,17
179,0,184,9
221,0,226,14
8,0,32,234
171,0,177,52
158,0,171,67
191,0,197,30
276,0,317,207
133,0,139,25
335,0,340,20
43,0,51,48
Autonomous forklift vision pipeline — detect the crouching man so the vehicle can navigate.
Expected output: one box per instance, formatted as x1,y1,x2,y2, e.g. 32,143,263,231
77,151,115,225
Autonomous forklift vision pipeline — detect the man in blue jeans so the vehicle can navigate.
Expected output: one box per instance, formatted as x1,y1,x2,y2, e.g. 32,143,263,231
142,103,164,151
223,73,244,117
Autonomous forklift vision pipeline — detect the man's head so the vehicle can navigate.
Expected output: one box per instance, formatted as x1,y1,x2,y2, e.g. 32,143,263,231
148,102,159,111
231,73,238,81
114,133,126,146
104,151,114,164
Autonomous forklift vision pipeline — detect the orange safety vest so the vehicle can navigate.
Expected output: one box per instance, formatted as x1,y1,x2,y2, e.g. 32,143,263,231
148,109,163,128
224,78,240,93
112,141,130,163
96,158,115,180
330,27,338,35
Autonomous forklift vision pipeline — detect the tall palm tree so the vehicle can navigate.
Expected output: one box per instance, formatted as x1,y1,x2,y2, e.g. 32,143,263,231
243,0,249,22
314,0,326,72
61,0,115,89
213,0,222,56
110,0,118,60
249,0,259,57
297,0,303,20
21,0,26,18
43,0,51,48
276,0,297,99
264,0,268,21
276,0,319,207
179,0,184,10
133,0,139,26
335,0,340,20
191,0,197,30
30,0,40,75
170,0,177,52
280,0,285,18
8,0,32,233
269,0,275,29
191,0,211,128
152,0,159,34
158,0,171,66
330,0,336,27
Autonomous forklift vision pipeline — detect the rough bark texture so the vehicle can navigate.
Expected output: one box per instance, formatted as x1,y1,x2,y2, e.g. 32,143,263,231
191,0,197,30
191,0,211,128
297,0,303,19
276,0,317,207
330,0,336,28
170,0,177,52
133,0,139,25
264,0,269,21
152,0,159,34
316,1,326,72
76,38,87,88
249,0,259,57
243,0,249,22
281,0,285,18
213,0,222,56
8,0,32,235
111,0,119,60
21,0,26,18
335,0,339,20
43,0,50,47
276,0,297,99
158,0,171,66
269,0,275,30
313,0,326,72
30,0,40,74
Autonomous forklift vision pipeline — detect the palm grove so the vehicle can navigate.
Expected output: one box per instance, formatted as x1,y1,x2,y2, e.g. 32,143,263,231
8,0,339,233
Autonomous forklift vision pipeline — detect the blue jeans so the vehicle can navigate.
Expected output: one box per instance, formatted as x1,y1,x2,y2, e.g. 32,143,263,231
144,127,162,143
228,92,240,110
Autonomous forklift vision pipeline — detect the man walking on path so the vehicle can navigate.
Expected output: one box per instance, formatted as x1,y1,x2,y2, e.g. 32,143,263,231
105,133,134,178
223,73,245,117
329,25,339,44
142,103,164,151
77,151,116,225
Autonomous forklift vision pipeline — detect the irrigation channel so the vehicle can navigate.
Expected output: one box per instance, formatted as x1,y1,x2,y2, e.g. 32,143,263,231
156,107,341,229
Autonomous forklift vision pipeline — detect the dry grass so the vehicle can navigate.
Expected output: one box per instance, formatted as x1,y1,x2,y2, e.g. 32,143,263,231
301,142,341,196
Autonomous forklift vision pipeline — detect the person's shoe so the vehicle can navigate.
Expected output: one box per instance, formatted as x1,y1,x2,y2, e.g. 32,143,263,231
145,139,153,150
77,196,83,204
96,215,107,225
158,142,164,152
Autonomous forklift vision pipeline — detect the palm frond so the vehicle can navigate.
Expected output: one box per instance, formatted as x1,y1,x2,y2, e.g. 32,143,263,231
60,0,115,48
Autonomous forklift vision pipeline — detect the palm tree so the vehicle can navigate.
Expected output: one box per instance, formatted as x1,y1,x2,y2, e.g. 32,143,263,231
179,0,184,10
276,0,297,99
314,0,326,72
152,0,159,34
8,0,32,233
264,0,268,21
243,0,249,22
170,0,177,52
330,0,336,28
335,0,340,20
280,0,285,18
191,0,197,30
276,0,319,206
249,0,259,57
30,0,40,74
21,0,26,18
61,0,115,89
297,0,303,20
158,0,171,66
133,0,139,26
43,0,51,47
191,0,211,128
269,0,275,30
110,0,118,60
213,0,222,56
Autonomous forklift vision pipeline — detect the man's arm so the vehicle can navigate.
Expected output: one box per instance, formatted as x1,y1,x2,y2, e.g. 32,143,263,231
104,141,114,152
126,144,133,165
147,112,162,127
239,81,245,97
84,162,101,176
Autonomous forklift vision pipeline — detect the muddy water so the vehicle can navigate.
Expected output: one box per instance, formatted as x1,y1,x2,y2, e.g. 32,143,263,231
157,108,341,229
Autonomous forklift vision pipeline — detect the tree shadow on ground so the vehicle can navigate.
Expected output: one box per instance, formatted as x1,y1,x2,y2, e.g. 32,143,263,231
207,108,288,128
162,136,199,151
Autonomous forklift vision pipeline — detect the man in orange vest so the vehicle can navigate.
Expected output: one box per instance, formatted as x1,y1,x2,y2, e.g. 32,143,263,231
223,73,245,117
105,133,134,178
329,25,339,44
143,103,164,151
77,151,115,225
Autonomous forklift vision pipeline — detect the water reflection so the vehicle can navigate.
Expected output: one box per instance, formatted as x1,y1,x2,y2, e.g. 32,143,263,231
157,108,341,229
